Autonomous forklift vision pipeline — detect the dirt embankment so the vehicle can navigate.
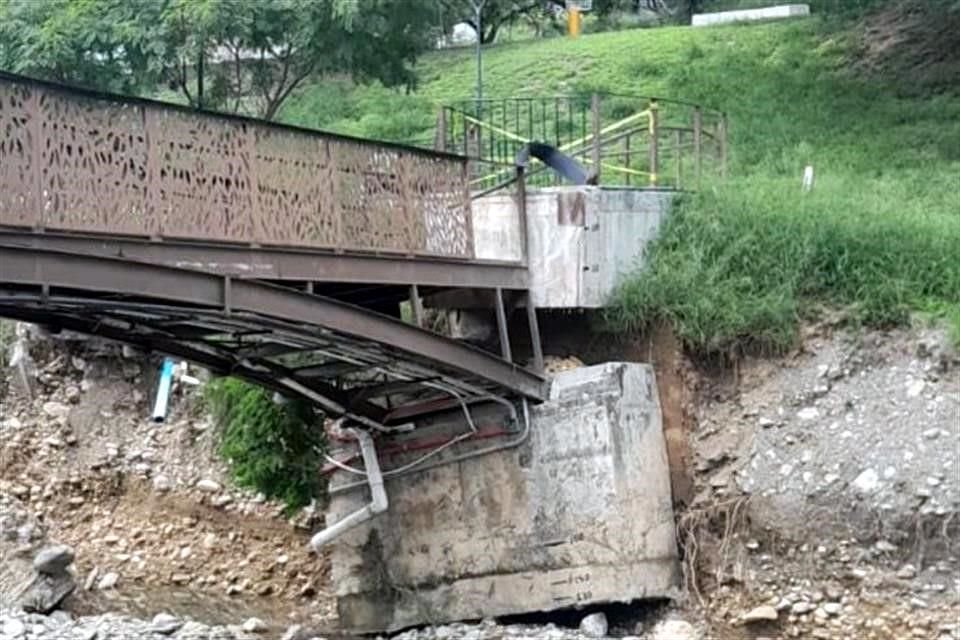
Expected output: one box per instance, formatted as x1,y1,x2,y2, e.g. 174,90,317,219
855,0,960,95
2,320,958,640
536,313,959,640
680,323,959,640
0,332,336,636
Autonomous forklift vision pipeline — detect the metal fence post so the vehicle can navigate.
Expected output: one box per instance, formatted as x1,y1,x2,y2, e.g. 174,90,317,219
410,284,425,328
434,107,447,152
648,100,659,187
624,133,632,187
591,93,601,184
516,166,529,265
719,112,729,179
494,287,512,363
675,129,682,189
693,106,703,190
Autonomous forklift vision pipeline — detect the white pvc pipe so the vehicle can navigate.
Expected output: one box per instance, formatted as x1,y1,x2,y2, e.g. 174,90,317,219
310,428,387,550
151,358,175,423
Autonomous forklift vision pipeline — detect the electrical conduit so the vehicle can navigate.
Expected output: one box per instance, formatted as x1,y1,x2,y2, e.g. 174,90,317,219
310,428,387,550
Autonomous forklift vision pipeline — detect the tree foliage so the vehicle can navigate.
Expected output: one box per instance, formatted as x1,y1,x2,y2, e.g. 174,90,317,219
0,0,436,119
204,377,325,513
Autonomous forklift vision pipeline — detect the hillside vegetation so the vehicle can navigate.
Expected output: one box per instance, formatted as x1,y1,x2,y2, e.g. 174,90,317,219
283,8,960,355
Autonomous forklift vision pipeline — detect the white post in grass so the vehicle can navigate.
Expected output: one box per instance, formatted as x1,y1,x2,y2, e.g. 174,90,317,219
802,165,815,192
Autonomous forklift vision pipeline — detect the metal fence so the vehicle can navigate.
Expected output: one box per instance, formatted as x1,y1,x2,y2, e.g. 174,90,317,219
437,94,727,194
0,73,476,259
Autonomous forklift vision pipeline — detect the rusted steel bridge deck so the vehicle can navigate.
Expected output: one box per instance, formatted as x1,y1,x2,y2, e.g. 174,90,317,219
0,72,545,415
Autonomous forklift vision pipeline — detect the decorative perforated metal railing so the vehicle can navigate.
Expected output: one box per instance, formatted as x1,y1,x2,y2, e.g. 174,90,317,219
0,73,476,260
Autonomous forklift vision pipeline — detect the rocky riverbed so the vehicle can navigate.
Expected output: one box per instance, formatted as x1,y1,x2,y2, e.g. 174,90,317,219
1,321,958,640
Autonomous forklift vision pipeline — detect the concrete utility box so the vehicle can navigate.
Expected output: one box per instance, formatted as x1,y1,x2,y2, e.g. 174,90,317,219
691,4,810,27
327,363,680,633
471,186,674,308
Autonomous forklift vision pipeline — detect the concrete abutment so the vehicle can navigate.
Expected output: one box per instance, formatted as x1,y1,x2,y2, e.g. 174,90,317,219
326,363,680,633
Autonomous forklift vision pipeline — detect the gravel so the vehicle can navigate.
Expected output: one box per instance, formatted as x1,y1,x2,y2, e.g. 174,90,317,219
718,327,958,549
0,608,302,640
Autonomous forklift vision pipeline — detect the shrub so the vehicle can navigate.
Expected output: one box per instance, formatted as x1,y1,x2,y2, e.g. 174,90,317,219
204,377,325,513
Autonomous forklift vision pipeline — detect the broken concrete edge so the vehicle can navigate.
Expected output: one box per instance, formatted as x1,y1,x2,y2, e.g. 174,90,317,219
326,362,680,633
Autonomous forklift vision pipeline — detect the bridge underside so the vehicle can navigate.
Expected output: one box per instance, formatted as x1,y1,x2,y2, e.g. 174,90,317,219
0,246,545,425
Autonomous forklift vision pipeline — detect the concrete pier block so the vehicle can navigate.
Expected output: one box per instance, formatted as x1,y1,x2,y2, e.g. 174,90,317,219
325,363,679,633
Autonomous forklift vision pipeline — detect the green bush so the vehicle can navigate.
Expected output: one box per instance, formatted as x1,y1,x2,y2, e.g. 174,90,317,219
204,377,325,513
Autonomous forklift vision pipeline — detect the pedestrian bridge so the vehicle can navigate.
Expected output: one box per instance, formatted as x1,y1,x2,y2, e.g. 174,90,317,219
0,72,546,422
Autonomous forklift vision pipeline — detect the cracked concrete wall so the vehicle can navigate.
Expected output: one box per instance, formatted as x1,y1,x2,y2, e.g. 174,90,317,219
326,363,679,633
470,187,674,309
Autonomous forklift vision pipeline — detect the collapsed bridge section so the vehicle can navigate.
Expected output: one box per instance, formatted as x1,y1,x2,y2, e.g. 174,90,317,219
0,246,546,426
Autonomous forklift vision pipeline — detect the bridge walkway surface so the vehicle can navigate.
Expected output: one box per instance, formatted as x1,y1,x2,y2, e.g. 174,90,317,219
0,72,546,420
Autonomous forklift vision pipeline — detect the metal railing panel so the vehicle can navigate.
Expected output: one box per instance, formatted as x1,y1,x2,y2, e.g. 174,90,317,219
0,73,481,261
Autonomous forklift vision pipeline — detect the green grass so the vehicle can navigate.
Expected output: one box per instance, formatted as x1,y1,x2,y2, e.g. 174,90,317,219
282,13,960,355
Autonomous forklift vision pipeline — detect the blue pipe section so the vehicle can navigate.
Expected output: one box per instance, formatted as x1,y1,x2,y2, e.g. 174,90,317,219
151,358,175,423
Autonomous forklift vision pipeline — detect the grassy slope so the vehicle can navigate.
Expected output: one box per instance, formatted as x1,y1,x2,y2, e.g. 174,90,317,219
282,16,960,354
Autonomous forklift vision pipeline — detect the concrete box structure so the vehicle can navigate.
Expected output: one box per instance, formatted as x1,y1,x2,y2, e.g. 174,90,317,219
471,187,674,308
327,363,680,633
692,4,810,27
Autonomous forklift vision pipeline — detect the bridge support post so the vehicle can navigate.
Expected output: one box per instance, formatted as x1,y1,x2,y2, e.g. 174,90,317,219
324,363,680,633
590,93,602,183
409,284,425,328
494,287,512,362
525,291,544,373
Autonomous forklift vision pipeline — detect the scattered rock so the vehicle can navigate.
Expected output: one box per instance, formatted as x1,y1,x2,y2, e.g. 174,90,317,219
150,613,182,635
897,564,917,579
578,612,608,638
1,618,26,638
241,617,269,633
852,468,881,493
651,619,699,640
906,379,926,397
196,479,221,493
33,545,74,575
83,567,99,591
743,605,779,623
41,401,70,420
791,602,815,615
96,571,119,590
152,474,172,492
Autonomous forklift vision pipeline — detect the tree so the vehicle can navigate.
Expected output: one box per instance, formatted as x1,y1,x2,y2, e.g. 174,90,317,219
436,0,667,44
0,0,168,95
436,1,568,44
0,0,436,120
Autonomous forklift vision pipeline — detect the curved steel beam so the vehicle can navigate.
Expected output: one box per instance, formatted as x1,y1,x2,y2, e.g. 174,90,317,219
0,245,546,401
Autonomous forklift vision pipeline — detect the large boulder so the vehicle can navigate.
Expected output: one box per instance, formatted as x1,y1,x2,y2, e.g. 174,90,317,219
0,494,77,614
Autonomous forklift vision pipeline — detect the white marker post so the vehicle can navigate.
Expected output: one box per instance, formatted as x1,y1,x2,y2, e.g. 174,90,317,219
802,165,814,192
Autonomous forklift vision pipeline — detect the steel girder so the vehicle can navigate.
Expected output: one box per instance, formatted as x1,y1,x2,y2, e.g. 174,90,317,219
0,246,546,419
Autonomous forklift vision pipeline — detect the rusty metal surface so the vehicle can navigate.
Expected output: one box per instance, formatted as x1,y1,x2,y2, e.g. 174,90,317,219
0,245,546,403
0,230,529,289
0,73,475,259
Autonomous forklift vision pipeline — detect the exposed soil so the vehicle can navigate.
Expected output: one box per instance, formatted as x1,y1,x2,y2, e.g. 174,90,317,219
854,0,960,95
0,332,337,636
2,319,959,640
